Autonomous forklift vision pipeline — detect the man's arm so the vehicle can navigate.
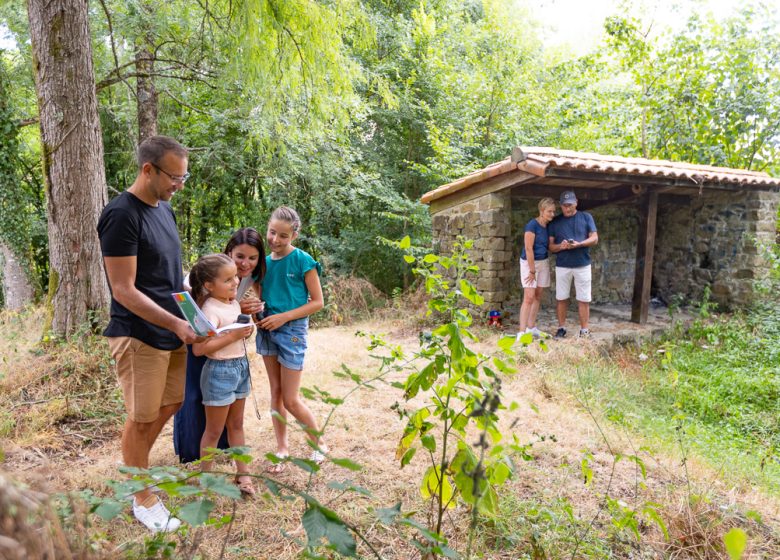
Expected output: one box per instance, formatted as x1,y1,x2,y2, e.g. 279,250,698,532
549,235,572,253
567,231,599,249
103,255,199,344
578,231,598,248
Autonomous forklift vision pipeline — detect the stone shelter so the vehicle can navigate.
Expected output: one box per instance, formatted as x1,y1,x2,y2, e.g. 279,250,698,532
421,147,780,324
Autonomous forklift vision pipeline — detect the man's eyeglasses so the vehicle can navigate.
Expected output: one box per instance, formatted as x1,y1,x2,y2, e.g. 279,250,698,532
151,162,190,184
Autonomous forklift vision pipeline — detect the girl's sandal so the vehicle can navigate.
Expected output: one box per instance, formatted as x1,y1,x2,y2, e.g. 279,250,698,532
265,452,288,474
235,475,256,498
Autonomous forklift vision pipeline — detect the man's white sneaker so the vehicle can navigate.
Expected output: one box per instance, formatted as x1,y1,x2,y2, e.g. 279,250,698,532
133,498,181,533
529,327,544,338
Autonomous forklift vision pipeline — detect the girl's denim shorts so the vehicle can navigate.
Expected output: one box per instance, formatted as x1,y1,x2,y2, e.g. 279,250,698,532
255,316,308,371
201,357,250,406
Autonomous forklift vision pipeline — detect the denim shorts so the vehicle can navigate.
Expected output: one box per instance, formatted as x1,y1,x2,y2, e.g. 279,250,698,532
201,357,250,406
255,317,309,371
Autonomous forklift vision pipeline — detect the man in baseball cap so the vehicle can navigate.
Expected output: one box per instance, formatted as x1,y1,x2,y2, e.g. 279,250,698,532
548,191,599,339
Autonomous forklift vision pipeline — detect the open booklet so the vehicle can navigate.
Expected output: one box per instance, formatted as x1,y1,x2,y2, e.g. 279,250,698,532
172,291,251,337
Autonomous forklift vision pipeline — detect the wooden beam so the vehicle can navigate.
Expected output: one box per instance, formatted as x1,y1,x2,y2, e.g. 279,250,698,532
510,184,622,202
429,170,536,214
631,191,658,324
544,168,779,193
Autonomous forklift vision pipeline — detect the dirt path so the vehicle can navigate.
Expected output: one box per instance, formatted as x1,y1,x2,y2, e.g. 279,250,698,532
2,315,779,558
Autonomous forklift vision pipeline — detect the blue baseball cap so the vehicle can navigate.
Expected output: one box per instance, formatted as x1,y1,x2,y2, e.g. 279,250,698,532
560,191,577,204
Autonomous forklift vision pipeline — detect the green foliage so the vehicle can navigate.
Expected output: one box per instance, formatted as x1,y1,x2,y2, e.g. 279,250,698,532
0,57,46,297
605,5,780,171
550,300,780,492
368,236,532,556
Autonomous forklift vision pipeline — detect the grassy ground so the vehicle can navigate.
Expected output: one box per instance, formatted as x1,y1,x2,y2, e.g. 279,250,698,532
552,302,780,495
1,303,780,559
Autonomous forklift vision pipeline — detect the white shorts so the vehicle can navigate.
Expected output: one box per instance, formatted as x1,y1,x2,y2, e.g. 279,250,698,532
555,265,592,302
520,258,550,288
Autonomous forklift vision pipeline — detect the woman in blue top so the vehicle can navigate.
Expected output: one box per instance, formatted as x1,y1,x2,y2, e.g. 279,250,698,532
256,206,326,473
518,198,555,339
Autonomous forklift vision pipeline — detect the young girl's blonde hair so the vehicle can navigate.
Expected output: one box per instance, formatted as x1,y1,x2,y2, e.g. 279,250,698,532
189,253,234,306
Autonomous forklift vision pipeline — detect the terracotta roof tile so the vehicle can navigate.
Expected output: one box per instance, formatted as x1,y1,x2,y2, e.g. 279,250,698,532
421,147,780,204
519,147,779,186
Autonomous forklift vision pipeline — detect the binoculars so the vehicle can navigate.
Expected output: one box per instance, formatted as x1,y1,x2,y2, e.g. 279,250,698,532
237,312,264,323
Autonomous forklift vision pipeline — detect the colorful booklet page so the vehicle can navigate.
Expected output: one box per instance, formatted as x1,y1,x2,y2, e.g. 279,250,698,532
172,292,250,337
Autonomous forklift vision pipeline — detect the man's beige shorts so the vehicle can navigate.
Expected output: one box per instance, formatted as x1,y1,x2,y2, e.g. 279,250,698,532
108,337,186,423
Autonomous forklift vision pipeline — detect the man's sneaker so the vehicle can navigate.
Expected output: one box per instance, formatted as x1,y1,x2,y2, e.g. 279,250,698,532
554,327,567,339
578,328,591,338
133,498,181,533
529,327,544,338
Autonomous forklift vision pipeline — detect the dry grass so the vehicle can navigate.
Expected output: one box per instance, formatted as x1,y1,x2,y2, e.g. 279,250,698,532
318,275,389,326
1,306,780,558
0,471,111,559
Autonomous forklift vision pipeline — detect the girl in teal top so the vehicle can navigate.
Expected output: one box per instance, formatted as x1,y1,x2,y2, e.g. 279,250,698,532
256,206,326,472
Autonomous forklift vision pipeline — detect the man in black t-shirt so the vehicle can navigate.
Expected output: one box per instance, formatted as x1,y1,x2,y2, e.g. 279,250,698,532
97,135,200,533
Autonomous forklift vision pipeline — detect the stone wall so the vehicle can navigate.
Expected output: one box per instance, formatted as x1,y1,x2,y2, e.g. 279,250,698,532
432,187,779,320
653,190,780,309
430,191,512,313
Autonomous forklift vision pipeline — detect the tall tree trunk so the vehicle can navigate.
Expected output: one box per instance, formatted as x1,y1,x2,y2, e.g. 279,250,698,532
27,0,109,336
136,0,157,142
135,44,158,141
0,243,34,310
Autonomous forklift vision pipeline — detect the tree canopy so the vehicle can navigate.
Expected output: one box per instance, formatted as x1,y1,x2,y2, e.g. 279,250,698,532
0,0,778,310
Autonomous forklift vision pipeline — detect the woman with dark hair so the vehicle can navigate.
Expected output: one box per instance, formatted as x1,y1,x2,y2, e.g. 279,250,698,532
173,228,266,463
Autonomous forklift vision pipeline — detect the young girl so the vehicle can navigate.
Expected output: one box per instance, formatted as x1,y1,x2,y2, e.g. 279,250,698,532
174,228,265,463
518,197,556,339
256,207,326,472
190,253,256,496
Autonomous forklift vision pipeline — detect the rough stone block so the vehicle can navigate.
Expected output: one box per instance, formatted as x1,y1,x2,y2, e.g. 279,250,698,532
451,216,465,230
481,290,508,303
475,237,505,251
479,261,505,271
463,222,479,238
478,193,509,211
480,209,510,224
477,277,504,292
482,250,503,263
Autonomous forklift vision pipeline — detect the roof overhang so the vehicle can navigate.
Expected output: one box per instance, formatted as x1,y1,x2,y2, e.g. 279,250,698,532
421,147,780,212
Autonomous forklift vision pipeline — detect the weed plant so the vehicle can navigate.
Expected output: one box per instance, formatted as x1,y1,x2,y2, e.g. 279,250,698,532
549,299,780,493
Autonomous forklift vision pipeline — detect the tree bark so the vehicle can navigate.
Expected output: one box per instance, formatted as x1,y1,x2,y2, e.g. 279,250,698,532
136,0,158,142
0,243,34,310
27,0,110,335
135,44,158,141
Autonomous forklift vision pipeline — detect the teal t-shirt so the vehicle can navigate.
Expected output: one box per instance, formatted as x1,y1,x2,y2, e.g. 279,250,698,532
262,248,322,315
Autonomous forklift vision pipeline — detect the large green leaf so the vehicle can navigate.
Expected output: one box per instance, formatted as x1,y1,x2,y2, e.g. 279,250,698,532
302,504,357,557
178,499,216,526
93,499,124,521
723,528,747,560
